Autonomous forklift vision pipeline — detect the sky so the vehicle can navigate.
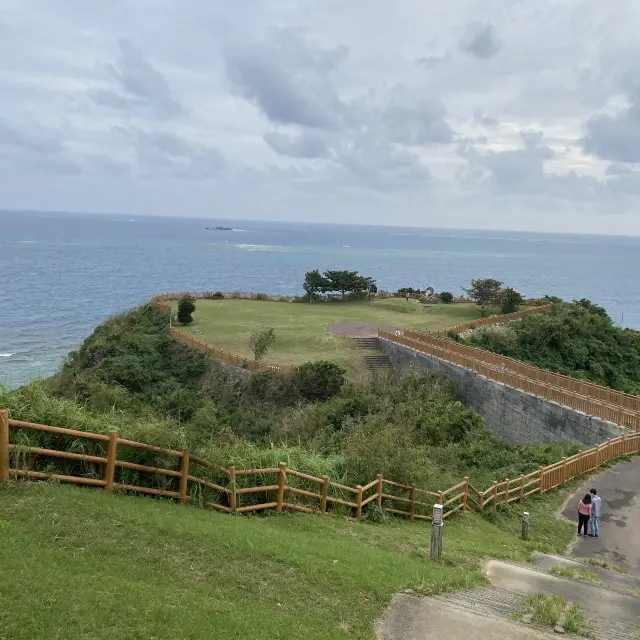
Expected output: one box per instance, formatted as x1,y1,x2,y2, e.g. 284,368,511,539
3,1,640,234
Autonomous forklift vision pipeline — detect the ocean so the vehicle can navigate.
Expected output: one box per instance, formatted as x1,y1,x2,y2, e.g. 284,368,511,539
1,210,639,389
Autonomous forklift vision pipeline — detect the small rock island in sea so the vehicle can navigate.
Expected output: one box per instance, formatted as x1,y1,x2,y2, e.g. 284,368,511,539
205,226,233,231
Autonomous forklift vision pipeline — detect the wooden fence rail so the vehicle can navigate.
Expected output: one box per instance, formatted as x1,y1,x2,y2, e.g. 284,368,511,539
434,304,553,337
402,328,640,413
2,410,639,524
381,331,640,432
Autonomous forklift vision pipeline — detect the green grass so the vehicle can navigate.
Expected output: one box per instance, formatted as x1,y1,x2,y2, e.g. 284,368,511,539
549,565,603,584
173,298,480,369
519,594,594,638
0,481,576,640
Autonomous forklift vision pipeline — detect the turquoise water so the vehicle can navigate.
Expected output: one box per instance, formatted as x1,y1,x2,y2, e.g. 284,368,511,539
1,210,639,388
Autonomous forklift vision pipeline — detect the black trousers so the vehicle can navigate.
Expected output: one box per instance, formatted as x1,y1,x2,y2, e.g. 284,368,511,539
578,513,590,535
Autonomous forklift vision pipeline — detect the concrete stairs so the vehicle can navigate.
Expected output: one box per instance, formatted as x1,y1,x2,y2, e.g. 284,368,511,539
354,337,393,371
363,355,393,371
458,556,640,638
355,337,382,349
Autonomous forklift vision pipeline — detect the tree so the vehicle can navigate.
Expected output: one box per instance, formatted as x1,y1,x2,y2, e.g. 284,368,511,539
498,288,524,314
366,278,378,300
248,327,276,361
303,270,329,303
177,295,196,324
463,279,503,316
439,291,454,304
324,270,361,299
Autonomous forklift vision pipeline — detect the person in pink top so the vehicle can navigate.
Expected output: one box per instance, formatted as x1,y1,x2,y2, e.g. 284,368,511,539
577,493,592,537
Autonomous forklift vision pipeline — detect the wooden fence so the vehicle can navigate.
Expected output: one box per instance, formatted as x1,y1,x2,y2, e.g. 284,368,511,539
150,294,296,373
436,304,553,337
380,330,640,431
2,410,639,522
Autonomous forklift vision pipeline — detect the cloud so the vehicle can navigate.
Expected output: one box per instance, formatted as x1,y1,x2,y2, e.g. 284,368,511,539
382,99,453,145
459,22,501,60
222,29,349,129
116,127,226,179
264,130,334,159
93,38,184,118
581,104,640,163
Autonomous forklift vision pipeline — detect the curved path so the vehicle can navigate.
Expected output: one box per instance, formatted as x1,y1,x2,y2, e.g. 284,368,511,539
562,457,640,577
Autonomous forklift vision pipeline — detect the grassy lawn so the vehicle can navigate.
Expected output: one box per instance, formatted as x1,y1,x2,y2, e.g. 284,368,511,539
171,298,480,368
0,482,575,640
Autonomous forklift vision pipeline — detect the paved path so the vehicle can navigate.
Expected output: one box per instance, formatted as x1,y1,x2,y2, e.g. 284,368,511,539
562,457,640,577
377,594,554,640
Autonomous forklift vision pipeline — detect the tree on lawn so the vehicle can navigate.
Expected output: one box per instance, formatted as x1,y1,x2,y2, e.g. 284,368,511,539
463,279,503,317
177,295,196,324
324,270,360,299
303,270,329,303
248,327,276,361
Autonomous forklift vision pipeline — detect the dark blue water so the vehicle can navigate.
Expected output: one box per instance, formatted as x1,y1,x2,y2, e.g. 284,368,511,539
1,210,639,388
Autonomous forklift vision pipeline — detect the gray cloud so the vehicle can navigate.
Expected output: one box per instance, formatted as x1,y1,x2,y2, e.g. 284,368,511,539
223,30,349,129
383,99,453,145
264,130,334,158
581,104,640,163
459,22,501,60
117,127,226,179
94,38,184,117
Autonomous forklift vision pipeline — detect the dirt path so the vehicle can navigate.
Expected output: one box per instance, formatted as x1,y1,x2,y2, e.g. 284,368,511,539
562,457,640,577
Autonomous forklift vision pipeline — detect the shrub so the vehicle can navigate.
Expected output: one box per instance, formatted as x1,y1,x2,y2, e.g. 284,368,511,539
248,327,276,362
256,293,271,301
177,295,196,324
204,291,225,300
497,288,523,314
293,361,346,401
439,291,454,304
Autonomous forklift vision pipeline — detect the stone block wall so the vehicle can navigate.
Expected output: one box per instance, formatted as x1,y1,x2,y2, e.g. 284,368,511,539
380,339,626,447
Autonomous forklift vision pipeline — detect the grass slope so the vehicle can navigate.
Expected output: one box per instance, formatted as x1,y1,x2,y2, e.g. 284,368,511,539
173,298,480,367
0,482,575,640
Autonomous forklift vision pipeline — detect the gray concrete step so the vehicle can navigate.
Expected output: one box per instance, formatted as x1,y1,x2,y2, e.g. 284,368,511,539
356,337,381,350
531,552,640,596
363,355,393,370
484,558,640,626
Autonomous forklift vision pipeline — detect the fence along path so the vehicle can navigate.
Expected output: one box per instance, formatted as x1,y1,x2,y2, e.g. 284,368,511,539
151,294,295,373
2,410,639,523
380,329,640,431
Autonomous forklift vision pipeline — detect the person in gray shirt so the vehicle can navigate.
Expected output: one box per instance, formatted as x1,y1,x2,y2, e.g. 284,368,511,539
589,488,601,537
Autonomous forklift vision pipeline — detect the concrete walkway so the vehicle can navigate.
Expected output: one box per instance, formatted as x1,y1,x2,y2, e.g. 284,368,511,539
377,594,554,640
561,457,640,577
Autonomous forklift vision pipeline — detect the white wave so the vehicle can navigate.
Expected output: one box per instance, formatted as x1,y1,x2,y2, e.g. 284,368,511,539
0,353,14,357
17,240,37,243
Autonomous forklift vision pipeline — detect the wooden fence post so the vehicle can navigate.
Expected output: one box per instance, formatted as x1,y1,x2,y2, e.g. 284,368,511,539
104,430,118,491
376,474,383,509
462,476,469,511
276,462,287,513
503,479,509,504
491,482,497,515
320,475,329,513
539,466,545,493
430,503,443,561
519,475,525,504
179,449,190,504
229,466,237,514
409,484,416,520
0,410,9,483
562,457,567,484
578,450,583,474
355,485,363,521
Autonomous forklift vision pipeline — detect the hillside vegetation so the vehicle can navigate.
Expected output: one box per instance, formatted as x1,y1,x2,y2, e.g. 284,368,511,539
0,482,575,640
463,300,640,395
2,304,580,502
